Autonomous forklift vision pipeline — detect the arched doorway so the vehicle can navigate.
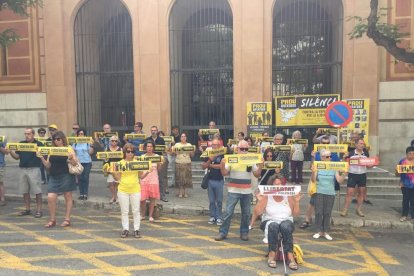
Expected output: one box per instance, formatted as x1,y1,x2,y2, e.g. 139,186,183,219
74,0,134,132
169,0,233,144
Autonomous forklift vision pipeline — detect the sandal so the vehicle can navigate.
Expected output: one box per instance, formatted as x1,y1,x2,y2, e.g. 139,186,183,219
267,259,277,268
149,217,154,222
60,219,71,227
300,221,310,229
288,260,298,270
18,210,31,216
44,220,56,228
34,211,43,218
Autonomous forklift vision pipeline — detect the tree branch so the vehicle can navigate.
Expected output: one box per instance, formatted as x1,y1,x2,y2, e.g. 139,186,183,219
366,0,414,64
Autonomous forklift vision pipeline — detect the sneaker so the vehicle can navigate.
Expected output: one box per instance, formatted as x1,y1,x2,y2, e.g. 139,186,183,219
356,209,365,217
340,209,348,217
323,233,333,240
363,199,373,205
208,217,216,224
78,195,84,200
214,233,226,241
400,216,407,222
216,218,223,226
120,230,129,238
134,230,141,238
313,233,321,239
240,233,249,241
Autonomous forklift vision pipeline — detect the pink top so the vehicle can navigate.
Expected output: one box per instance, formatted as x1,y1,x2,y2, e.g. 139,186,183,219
140,153,159,185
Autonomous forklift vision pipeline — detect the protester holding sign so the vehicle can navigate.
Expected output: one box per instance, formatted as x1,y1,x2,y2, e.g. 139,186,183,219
37,131,79,228
215,140,260,242
112,143,151,238
311,150,346,241
273,134,290,181
140,141,161,222
249,174,301,270
0,137,7,206
9,128,44,218
201,138,225,225
72,128,94,201
289,130,307,184
103,136,123,204
172,132,194,198
341,139,371,217
397,146,414,222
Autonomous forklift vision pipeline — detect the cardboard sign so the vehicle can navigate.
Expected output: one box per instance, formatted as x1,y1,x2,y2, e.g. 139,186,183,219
313,144,349,153
224,153,262,165
96,151,123,160
314,161,349,171
258,185,301,196
109,161,151,172
38,147,72,156
7,143,38,152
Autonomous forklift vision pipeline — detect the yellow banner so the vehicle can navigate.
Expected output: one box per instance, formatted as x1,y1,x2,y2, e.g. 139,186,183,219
0,136,5,143
287,139,308,145
7,143,38,152
67,137,93,145
200,147,227,158
264,161,283,169
224,153,262,165
94,132,118,139
340,99,370,146
172,145,195,152
108,161,151,172
38,147,72,156
256,137,274,143
275,94,340,127
314,161,349,171
124,133,146,140
135,155,164,163
199,129,219,135
269,145,292,152
227,139,238,145
313,144,349,153
161,136,174,143
96,151,123,160
396,165,414,174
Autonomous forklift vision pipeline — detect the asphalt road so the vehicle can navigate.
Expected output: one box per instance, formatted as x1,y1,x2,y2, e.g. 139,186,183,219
0,201,412,275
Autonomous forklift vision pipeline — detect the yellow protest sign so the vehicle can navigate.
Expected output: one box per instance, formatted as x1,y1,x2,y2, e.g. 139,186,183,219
275,94,340,127
108,161,151,172
38,147,72,156
94,132,118,139
200,147,227,158
314,161,349,171
264,161,283,169
396,165,414,174
269,145,292,152
0,136,5,143
135,155,164,163
172,145,195,152
199,129,219,135
124,133,146,140
7,143,38,152
247,102,272,137
96,151,123,160
313,144,349,153
287,139,308,145
161,136,174,143
67,137,93,145
340,99,370,146
224,153,262,165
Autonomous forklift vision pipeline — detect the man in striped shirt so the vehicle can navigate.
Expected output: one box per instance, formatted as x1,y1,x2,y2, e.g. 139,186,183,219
215,140,260,241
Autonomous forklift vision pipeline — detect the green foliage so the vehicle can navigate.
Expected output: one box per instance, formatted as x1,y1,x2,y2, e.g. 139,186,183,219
0,0,42,48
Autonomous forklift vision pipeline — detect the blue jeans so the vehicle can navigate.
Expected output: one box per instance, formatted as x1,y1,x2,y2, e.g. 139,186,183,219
219,192,252,236
78,163,92,196
208,179,224,219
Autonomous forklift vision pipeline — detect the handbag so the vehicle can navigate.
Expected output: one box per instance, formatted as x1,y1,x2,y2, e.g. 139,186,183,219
307,179,317,196
201,170,209,189
68,160,84,175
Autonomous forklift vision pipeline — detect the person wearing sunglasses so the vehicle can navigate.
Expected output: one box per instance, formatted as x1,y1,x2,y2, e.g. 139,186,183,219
215,140,260,242
111,143,151,238
37,131,79,228
310,149,346,240
72,128,94,200
104,135,123,204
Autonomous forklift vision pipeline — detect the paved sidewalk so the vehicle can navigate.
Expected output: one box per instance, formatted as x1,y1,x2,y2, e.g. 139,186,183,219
1,162,412,232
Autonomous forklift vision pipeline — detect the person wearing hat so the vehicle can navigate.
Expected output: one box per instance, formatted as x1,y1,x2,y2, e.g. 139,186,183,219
47,124,58,141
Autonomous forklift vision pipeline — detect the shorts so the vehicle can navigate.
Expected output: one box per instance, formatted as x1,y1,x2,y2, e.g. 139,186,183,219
0,167,4,183
48,173,76,193
107,174,119,183
19,168,42,195
309,194,316,206
347,173,367,188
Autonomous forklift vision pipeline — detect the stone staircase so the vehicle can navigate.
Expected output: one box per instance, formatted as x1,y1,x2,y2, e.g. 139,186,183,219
91,161,401,200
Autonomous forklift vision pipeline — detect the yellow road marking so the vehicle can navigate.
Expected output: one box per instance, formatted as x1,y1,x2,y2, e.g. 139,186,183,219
368,247,400,265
